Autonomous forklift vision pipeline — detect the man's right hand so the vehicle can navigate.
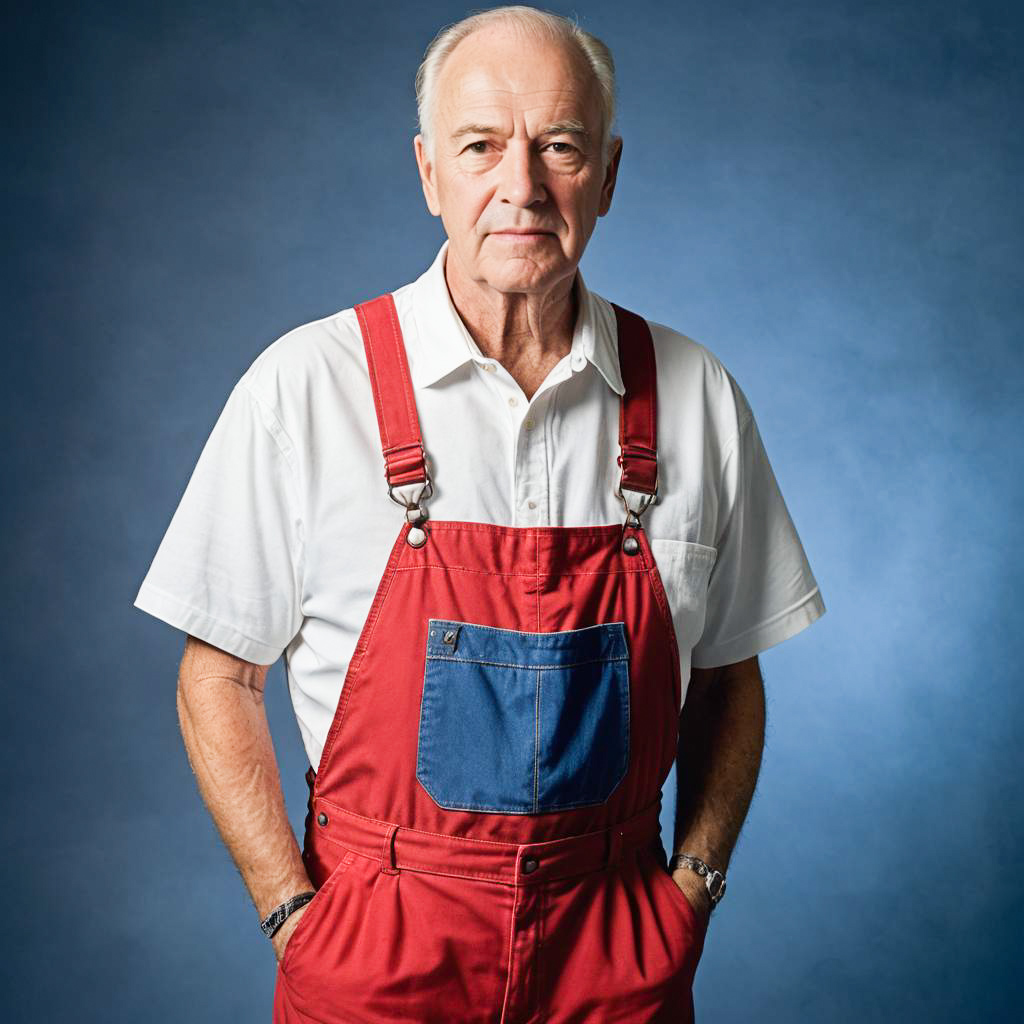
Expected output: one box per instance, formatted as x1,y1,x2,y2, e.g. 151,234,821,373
176,636,320,970
272,902,311,964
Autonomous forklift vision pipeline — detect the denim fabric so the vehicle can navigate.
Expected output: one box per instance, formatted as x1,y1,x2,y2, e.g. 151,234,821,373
416,619,631,814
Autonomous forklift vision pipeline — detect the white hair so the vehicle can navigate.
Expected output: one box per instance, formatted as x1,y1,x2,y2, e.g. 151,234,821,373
415,5,618,166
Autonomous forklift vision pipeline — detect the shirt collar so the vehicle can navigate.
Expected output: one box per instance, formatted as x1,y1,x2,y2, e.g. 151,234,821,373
408,238,625,396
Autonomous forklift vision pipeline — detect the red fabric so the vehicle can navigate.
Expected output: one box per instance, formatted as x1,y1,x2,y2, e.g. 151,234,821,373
354,294,429,488
273,295,708,1023
612,301,659,496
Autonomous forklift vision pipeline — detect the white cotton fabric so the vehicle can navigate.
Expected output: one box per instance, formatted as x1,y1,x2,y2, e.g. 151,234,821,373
134,239,825,769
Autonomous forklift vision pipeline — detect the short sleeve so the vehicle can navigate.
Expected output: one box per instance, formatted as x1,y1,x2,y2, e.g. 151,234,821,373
691,393,825,669
133,383,304,665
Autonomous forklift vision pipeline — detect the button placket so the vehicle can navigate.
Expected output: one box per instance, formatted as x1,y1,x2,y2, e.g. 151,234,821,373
514,395,547,526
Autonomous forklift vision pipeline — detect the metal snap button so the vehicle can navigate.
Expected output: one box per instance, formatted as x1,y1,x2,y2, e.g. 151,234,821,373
521,856,539,875
623,535,640,555
316,812,329,826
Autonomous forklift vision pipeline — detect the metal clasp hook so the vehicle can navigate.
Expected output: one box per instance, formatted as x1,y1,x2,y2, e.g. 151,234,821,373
614,462,658,512
386,452,434,547
615,467,658,555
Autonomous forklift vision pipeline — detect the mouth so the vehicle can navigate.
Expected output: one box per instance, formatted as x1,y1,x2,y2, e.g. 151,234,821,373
490,230,555,240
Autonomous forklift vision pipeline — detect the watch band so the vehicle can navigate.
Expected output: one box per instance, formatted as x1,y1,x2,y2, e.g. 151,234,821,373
668,853,727,907
260,890,316,939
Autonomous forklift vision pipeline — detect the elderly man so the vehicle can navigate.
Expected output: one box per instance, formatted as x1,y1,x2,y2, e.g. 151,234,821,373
135,6,824,1022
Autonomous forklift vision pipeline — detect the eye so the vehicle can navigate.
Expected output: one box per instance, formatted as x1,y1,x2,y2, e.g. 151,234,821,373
464,141,490,154
546,141,577,154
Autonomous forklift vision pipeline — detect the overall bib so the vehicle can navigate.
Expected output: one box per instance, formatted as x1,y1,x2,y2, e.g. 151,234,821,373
272,293,709,1023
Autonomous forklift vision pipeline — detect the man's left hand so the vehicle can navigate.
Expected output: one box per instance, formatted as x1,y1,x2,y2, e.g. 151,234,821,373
669,868,713,931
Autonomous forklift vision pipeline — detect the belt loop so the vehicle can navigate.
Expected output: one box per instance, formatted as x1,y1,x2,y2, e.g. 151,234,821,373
605,825,625,868
379,823,400,875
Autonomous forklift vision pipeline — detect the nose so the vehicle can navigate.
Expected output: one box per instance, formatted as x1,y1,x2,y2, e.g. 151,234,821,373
499,142,546,208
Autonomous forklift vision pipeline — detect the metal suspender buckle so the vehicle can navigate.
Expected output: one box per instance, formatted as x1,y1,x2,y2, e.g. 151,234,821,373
614,464,659,520
615,465,658,556
385,446,434,508
387,473,434,510
386,449,433,548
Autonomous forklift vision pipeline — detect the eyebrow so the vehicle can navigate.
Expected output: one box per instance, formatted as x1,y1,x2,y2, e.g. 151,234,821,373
450,119,592,143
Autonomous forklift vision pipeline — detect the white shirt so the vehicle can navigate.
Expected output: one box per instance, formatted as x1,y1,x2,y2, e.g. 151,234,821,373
134,239,825,769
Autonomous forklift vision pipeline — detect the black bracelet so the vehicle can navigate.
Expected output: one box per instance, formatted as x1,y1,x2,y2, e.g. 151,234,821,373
260,890,316,939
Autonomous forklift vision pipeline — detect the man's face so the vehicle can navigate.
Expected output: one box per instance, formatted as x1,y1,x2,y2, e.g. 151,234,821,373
414,25,622,297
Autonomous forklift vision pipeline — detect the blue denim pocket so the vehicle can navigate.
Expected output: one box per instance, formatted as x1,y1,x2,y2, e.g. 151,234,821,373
416,619,631,814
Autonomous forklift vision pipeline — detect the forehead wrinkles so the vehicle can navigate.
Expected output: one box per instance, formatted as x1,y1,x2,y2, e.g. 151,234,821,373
441,78,596,139
450,87,585,122
436,34,598,131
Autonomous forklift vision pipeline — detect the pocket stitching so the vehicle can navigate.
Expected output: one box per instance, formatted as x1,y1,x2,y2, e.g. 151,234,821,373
416,620,631,813
280,850,357,975
426,654,629,671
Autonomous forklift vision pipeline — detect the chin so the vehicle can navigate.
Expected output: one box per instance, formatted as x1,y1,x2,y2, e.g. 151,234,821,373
494,269,559,293
492,254,563,280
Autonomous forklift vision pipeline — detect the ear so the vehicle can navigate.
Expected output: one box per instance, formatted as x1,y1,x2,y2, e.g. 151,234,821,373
597,136,624,218
414,134,441,218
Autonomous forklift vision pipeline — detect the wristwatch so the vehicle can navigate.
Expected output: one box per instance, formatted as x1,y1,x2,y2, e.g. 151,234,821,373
668,853,727,908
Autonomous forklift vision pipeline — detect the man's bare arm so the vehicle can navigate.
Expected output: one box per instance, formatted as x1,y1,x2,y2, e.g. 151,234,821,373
671,655,766,919
176,634,313,961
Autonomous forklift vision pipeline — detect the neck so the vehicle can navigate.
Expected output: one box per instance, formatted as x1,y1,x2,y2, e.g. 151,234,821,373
443,248,579,399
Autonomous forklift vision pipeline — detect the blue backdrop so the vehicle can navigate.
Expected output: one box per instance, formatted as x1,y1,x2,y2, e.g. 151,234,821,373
4,1,1021,1020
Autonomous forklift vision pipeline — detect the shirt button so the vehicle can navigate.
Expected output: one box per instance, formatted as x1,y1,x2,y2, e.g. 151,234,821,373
485,363,496,372
521,856,539,875
527,501,537,510
524,418,535,430
508,396,518,407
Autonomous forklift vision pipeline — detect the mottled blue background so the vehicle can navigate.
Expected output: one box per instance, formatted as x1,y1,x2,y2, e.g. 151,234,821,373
4,1,1021,1020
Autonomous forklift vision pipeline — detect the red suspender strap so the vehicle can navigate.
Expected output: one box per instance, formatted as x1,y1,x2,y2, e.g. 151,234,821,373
353,290,656,499
353,293,429,489
611,302,659,496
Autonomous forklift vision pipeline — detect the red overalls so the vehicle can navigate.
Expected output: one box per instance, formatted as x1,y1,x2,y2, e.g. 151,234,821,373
272,292,709,1023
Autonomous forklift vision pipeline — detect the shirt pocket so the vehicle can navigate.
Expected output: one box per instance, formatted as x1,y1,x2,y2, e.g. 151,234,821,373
416,619,631,814
648,539,718,656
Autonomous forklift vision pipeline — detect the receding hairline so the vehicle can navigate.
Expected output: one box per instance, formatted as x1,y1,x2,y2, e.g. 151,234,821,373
416,7,618,164
433,30,604,150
